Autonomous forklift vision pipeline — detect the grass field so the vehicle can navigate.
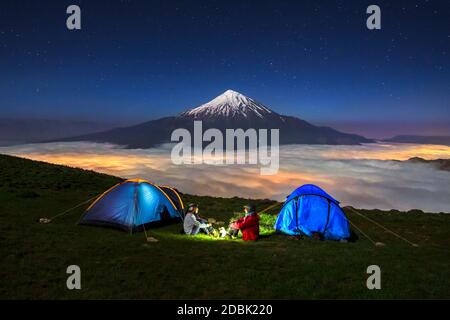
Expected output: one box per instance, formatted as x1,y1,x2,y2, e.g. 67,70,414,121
1,154,449,299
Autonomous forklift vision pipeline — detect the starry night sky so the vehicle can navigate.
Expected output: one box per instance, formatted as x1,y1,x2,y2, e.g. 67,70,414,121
1,0,449,137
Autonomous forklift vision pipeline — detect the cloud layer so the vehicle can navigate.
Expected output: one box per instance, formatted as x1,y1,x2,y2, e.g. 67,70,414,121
1,142,449,213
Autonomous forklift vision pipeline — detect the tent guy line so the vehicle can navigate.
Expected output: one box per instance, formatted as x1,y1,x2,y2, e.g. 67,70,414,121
345,207,419,247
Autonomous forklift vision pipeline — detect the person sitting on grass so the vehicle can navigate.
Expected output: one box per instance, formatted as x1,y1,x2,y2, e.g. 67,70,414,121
226,204,260,241
183,203,214,235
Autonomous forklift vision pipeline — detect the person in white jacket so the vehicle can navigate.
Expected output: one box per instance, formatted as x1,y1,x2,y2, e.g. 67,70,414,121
183,203,212,235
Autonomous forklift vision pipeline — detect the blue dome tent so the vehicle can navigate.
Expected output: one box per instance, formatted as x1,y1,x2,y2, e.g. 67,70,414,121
274,184,350,240
80,179,184,232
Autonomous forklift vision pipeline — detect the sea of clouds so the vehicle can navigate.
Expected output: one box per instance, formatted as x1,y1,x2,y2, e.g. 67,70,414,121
1,142,449,213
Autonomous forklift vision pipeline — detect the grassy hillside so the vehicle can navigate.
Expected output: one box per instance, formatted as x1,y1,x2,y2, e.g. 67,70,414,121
0,154,449,299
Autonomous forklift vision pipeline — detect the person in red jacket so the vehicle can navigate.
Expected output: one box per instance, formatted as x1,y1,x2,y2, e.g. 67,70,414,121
227,204,260,241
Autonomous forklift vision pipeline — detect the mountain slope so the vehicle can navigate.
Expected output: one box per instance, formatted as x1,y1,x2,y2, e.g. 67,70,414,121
384,135,450,146
0,118,119,146
59,90,373,148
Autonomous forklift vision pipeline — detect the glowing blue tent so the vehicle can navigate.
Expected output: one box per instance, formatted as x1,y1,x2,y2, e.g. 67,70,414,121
274,184,350,240
80,179,184,232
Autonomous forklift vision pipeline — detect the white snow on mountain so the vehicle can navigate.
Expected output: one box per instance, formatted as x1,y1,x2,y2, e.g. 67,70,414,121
181,90,276,119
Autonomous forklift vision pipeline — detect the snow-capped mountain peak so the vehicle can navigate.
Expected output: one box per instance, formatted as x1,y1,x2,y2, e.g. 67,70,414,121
61,89,374,147
181,90,276,120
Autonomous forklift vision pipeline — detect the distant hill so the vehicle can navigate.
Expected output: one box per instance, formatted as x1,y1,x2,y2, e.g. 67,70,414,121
406,157,450,171
385,135,450,146
0,118,120,146
59,90,374,148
